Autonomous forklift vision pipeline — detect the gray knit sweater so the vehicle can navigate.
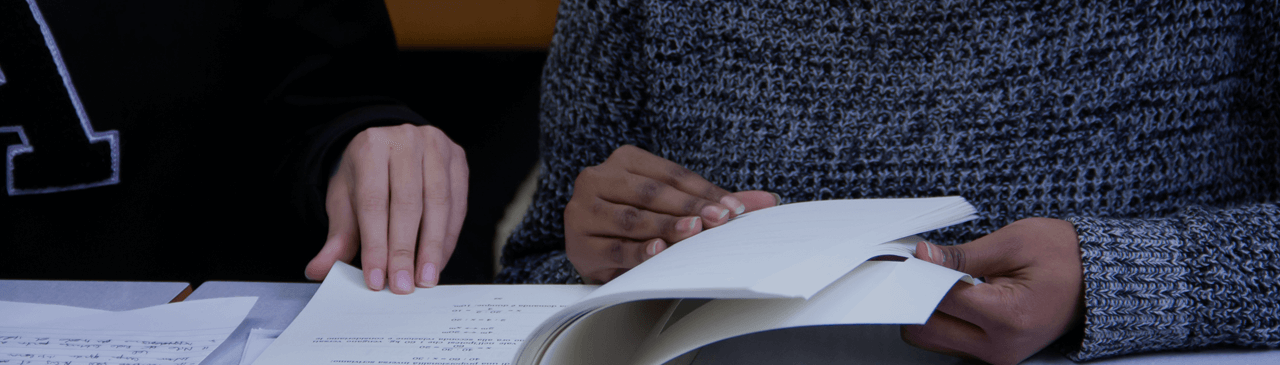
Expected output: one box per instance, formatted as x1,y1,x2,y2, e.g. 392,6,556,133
497,0,1280,361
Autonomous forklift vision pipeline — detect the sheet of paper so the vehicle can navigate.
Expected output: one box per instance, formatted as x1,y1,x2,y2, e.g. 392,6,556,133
239,328,282,365
627,257,972,365
0,297,257,365
584,197,976,303
251,262,596,365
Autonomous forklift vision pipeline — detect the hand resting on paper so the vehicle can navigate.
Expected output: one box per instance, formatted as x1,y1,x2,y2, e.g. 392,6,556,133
901,218,1085,365
564,145,778,284
305,124,469,295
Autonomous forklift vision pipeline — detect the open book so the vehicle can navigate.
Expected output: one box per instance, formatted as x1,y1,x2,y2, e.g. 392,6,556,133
253,197,979,365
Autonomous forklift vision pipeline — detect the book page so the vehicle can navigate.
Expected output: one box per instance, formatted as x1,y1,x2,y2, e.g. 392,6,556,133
0,297,256,365
252,262,595,365
515,198,977,365
629,257,973,365
582,197,975,304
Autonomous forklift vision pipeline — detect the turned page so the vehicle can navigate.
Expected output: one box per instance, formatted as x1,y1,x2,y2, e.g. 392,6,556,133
538,240,976,365
628,256,975,365
577,197,976,306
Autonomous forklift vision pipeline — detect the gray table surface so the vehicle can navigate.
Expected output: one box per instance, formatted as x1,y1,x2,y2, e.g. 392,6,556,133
0,279,190,311
185,281,1280,365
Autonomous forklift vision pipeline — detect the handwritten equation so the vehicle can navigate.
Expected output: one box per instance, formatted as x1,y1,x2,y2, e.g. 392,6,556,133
270,292,582,365
0,329,224,365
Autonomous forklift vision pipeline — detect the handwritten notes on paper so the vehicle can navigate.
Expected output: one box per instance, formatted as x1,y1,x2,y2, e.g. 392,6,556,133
0,334,217,364
252,262,595,365
0,298,256,365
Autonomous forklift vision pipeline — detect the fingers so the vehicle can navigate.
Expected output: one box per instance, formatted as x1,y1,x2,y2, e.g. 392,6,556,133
602,172,731,223
572,237,667,283
907,219,1086,365
933,279,1012,331
729,190,781,213
900,311,986,362
415,127,454,289
306,171,361,281
351,134,392,291
434,142,468,286
605,145,742,227
576,198,704,244
914,241,1014,327
915,239,1016,280
319,124,469,294
386,127,425,294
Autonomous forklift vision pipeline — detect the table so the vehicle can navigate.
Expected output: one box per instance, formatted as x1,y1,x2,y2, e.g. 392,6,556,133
187,282,1280,365
0,279,190,311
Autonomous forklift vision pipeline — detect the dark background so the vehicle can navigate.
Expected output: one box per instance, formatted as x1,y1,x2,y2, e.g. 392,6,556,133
377,50,545,285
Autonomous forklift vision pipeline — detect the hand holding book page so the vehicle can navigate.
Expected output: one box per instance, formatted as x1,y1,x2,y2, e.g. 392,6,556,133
0,297,256,365
564,145,780,284
903,218,1085,364
519,197,979,365
255,198,978,365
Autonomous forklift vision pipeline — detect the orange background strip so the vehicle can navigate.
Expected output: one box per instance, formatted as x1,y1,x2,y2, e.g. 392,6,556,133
384,0,562,50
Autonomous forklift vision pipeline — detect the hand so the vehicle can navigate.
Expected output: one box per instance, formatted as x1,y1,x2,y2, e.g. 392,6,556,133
304,124,469,295
565,145,778,284
901,218,1085,365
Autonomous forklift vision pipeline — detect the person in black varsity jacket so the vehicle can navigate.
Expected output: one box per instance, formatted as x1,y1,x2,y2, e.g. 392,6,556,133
0,0,467,294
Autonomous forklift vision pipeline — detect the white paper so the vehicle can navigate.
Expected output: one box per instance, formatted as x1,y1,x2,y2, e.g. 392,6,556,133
585,197,976,302
0,297,257,365
251,262,595,365
515,197,977,365
624,257,971,365
239,328,282,365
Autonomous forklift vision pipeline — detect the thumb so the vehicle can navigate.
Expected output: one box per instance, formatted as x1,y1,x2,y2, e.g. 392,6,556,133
731,190,781,213
914,239,1015,279
305,232,359,281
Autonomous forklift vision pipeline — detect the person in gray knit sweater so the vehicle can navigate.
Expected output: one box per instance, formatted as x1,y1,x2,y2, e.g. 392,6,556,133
495,0,1279,363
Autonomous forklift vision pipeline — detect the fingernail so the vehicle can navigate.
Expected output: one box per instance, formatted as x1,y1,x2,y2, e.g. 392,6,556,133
770,192,782,206
923,242,934,261
368,268,384,291
689,217,700,232
720,196,745,215
676,217,696,233
647,239,666,256
701,205,728,221
394,270,413,293
419,263,438,287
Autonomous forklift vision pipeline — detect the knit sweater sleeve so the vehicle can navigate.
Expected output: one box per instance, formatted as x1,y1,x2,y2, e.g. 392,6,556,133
494,0,650,284
1064,203,1280,360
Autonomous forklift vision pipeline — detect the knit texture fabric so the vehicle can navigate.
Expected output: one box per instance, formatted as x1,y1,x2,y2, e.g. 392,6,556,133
497,0,1280,360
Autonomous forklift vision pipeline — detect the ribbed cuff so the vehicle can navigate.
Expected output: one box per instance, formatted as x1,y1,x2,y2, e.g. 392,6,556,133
1065,216,1194,361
